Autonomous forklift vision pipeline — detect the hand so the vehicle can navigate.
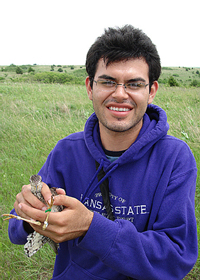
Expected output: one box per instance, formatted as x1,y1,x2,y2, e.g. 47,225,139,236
17,195,94,243
14,183,65,221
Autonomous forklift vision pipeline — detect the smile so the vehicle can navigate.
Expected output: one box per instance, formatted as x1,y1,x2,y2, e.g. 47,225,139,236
109,106,130,112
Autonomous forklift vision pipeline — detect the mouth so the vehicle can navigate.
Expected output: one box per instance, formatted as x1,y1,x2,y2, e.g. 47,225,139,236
108,106,131,112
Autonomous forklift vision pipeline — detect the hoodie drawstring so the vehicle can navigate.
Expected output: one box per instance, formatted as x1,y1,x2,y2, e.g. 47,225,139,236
80,159,119,204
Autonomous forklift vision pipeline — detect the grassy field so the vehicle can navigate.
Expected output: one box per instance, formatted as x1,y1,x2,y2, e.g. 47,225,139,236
0,66,200,279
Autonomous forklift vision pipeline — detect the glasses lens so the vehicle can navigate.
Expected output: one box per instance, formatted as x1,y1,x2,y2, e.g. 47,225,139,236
97,80,116,91
126,82,147,93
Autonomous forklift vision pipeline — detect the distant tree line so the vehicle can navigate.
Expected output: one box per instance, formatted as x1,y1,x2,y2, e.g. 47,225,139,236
33,68,87,85
1,64,200,87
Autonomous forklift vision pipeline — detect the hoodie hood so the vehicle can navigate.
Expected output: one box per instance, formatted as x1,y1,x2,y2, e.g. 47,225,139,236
84,104,169,168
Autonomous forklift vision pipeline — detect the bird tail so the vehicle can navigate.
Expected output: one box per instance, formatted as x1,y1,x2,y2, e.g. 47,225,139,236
24,231,48,257
24,231,59,257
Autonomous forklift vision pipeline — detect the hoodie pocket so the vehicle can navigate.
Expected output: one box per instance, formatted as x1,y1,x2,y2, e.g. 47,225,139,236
52,261,107,280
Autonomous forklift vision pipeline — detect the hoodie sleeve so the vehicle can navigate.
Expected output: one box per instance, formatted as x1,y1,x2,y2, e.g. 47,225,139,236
8,208,29,245
78,145,198,280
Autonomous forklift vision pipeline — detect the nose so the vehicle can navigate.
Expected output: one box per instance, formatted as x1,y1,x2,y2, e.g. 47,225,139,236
111,83,129,100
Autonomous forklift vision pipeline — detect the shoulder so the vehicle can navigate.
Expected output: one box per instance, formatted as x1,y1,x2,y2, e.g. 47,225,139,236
57,131,85,145
161,134,194,155
48,131,86,158
159,134,197,172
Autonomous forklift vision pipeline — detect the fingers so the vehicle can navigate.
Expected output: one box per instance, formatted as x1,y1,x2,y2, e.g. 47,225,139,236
18,202,60,240
46,195,94,242
40,183,66,203
50,195,94,229
56,188,66,195
40,182,52,203
14,184,47,217
53,194,77,208
21,185,47,209
21,194,94,243
18,203,47,224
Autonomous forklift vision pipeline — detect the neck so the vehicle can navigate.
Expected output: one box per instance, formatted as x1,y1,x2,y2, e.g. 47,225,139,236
99,121,142,151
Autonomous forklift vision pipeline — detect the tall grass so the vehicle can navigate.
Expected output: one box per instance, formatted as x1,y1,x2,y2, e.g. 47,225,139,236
0,82,199,279
0,83,94,279
154,86,200,279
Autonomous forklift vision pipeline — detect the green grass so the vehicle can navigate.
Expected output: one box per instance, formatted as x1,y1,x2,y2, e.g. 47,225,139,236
160,67,200,87
154,86,200,279
0,78,200,279
0,83,94,279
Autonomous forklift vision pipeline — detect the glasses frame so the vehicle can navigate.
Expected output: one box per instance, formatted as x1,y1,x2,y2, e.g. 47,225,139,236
92,79,150,94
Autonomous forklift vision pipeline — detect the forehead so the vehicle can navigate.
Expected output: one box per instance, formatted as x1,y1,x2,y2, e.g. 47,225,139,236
95,58,149,81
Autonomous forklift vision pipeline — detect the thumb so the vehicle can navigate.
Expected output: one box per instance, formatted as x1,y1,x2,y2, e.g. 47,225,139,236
53,195,78,208
41,182,52,204
56,188,66,195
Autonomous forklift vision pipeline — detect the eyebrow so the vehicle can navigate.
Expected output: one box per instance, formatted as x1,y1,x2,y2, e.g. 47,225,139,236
128,77,146,83
98,74,116,80
97,75,147,83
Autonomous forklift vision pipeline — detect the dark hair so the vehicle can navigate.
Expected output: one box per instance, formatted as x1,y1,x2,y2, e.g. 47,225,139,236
86,25,161,86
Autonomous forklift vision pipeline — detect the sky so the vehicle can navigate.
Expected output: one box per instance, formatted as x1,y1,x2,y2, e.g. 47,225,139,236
0,0,199,67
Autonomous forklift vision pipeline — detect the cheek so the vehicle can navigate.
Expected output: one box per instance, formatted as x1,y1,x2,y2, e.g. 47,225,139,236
133,95,150,113
93,92,108,105
132,94,148,106
141,93,150,106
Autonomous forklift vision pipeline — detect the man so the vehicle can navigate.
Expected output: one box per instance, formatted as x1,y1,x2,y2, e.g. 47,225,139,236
8,25,197,279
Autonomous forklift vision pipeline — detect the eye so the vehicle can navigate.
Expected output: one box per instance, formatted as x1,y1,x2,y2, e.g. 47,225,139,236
99,80,116,87
127,82,144,89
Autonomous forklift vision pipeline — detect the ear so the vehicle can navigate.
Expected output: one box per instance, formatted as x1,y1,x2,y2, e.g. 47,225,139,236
85,76,93,100
148,81,159,104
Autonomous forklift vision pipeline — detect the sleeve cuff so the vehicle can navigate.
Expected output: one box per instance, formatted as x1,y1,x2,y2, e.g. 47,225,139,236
8,209,29,245
77,211,120,260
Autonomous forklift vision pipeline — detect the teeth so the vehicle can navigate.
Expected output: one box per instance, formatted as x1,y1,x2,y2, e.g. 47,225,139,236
109,106,130,112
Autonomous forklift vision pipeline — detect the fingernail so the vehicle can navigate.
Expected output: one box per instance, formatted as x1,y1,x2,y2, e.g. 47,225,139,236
19,204,22,209
42,206,48,211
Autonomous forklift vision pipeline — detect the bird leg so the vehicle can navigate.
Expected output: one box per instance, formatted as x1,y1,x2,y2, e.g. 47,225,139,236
1,214,41,226
43,195,54,230
2,189,55,230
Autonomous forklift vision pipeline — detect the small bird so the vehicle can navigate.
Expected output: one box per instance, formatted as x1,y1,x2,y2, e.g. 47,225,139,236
2,174,63,257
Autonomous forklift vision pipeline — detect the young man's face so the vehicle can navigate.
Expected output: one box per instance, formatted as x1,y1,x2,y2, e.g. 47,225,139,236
86,58,158,139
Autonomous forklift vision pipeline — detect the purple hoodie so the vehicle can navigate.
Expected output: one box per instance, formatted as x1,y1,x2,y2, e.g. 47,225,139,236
8,104,198,280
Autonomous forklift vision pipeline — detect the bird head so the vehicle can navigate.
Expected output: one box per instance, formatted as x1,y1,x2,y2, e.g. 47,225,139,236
29,175,42,192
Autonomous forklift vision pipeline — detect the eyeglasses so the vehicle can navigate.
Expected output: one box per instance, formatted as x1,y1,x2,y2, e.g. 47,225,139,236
93,79,150,94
